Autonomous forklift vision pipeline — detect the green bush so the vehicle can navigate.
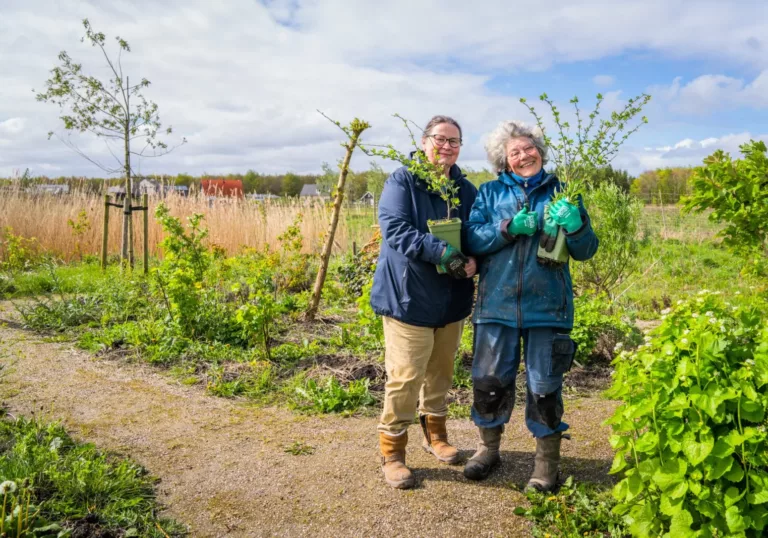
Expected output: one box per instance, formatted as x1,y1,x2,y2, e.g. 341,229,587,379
605,292,768,537
571,294,640,365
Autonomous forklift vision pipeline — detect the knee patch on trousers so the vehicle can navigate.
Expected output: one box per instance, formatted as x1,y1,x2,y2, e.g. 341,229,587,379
473,376,510,415
527,390,564,430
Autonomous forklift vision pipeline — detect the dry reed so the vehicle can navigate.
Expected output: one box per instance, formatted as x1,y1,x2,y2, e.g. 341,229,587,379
0,187,378,262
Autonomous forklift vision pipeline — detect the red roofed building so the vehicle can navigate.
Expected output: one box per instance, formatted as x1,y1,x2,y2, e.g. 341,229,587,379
201,178,244,198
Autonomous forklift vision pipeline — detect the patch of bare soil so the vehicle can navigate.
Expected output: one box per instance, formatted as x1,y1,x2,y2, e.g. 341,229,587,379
0,303,618,538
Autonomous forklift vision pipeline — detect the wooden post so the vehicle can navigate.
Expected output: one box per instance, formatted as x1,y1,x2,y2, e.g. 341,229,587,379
143,193,149,274
101,194,110,271
353,241,357,256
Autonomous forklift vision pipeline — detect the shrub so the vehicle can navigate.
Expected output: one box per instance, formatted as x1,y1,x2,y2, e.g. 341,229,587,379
571,294,640,365
573,183,644,297
605,292,768,537
683,140,768,272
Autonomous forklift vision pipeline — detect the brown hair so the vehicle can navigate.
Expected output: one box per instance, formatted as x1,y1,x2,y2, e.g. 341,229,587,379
422,115,463,140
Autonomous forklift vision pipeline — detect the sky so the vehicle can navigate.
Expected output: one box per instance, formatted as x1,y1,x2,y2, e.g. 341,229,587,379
1,0,768,179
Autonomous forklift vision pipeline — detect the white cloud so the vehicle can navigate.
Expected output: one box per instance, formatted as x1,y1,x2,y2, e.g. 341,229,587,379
0,118,26,135
0,0,767,177
650,71,768,114
618,132,768,173
593,75,615,87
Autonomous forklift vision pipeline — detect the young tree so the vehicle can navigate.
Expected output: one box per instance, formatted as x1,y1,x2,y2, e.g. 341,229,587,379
282,172,303,197
35,18,184,267
306,115,370,321
317,162,337,196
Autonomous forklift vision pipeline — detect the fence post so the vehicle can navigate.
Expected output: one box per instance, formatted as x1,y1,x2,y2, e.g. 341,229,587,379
143,193,149,274
101,194,109,271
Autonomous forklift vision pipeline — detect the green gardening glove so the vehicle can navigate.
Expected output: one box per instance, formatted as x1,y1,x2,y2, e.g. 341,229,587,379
539,204,560,252
439,245,468,279
550,199,582,234
508,206,539,236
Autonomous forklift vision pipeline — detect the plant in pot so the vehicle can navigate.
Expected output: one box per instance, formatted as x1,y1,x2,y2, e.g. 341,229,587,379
520,92,651,264
365,114,463,273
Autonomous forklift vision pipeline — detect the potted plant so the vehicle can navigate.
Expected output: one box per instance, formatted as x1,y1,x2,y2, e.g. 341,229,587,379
365,115,463,272
521,92,651,263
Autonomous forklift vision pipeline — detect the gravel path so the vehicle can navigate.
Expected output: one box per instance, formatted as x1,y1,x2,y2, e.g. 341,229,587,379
0,304,618,538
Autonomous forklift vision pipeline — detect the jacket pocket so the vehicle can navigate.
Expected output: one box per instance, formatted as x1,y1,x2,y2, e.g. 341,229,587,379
398,265,410,306
550,333,575,376
555,266,568,316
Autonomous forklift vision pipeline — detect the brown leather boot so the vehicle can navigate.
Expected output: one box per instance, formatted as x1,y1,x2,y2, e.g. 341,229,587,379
526,432,568,492
420,414,460,464
379,431,415,489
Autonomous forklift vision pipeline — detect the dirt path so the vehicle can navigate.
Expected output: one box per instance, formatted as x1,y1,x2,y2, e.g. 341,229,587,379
0,304,618,538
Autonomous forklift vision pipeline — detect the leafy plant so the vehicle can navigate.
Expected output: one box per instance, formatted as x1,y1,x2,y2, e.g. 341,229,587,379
570,294,640,365
291,376,375,415
520,93,650,203
0,227,45,275
513,476,628,537
573,183,645,297
66,209,91,262
283,441,315,456
0,415,184,536
605,292,768,537
682,140,768,272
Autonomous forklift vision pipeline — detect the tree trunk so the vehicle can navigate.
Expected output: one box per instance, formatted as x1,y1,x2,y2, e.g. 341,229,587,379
306,120,369,320
122,77,134,268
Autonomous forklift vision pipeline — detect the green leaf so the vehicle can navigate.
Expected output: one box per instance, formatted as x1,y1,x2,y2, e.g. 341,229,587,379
512,506,526,516
706,454,734,481
682,430,714,466
724,463,745,483
653,458,687,491
711,438,735,458
669,509,695,537
668,480,689,499
749,471,768,505
725,486,745,507
610,451,628,474
635,431,659,453
725,504,748,533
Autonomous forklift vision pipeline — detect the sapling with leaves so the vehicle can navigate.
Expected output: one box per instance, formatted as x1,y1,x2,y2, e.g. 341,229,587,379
35,18,185,268
520,92,650,263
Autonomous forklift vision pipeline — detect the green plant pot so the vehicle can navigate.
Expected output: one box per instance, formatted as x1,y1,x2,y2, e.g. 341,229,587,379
537,226,569,264
428,218,462,273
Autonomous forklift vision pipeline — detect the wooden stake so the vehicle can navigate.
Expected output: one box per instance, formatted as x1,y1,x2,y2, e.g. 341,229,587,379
102,194,110,271
143,193,149,274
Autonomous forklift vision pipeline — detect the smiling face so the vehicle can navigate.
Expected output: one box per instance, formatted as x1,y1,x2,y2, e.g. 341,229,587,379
422,123,461,169
506,136,542,177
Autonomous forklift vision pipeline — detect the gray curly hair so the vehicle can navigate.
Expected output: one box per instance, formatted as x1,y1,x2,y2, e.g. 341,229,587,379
484,120,548,174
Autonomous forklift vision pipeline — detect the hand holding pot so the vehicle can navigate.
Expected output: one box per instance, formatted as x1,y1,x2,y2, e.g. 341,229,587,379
439,245,469,279
508,207,539,236
550,199,582,233
539,204,559,253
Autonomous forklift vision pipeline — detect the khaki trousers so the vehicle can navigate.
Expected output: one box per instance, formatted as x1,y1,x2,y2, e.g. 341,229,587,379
377,317,464,435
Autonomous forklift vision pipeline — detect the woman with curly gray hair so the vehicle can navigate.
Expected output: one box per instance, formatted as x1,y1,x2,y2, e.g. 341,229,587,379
462,120,599,491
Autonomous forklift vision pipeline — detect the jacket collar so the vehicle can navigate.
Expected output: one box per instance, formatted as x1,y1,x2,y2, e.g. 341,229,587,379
498,170,558,190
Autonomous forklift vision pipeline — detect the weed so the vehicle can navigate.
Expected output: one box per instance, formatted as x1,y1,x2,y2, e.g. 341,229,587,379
284,441,315,456
290,376,375,415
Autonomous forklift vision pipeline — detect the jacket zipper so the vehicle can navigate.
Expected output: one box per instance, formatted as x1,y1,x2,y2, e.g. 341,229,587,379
514,186,529,327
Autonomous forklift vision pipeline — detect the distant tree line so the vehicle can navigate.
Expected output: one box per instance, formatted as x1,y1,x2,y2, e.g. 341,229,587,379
0,163,696,204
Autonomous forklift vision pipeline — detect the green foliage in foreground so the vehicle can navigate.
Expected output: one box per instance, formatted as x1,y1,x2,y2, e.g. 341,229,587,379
514,476,628,537
0,415,184,537
289,376,376,415
606,292,768,537
572,294,641,365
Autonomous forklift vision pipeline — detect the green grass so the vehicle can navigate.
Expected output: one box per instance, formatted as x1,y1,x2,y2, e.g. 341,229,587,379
618,238,764,318
0,414,185,536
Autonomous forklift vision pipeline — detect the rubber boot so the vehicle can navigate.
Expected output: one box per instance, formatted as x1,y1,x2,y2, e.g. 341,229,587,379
463,425,503,480
379,431,415,489
525,432,565,492
420,414,460,464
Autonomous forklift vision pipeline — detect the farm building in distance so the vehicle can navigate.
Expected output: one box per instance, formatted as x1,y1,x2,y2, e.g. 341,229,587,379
201,178,244,198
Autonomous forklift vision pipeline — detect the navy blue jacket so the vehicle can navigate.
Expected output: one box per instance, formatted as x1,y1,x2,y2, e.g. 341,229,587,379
465,172,598,329
370,164,478,327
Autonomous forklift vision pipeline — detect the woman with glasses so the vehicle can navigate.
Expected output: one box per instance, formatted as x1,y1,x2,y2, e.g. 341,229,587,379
462,121,598,491
371,115,478,489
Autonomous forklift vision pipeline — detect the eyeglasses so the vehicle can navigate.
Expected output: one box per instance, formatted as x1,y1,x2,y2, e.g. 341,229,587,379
427,134,462,148
507,144,538,161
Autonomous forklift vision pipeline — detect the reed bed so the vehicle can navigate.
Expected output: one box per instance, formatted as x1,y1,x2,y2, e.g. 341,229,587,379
0,187,379,262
